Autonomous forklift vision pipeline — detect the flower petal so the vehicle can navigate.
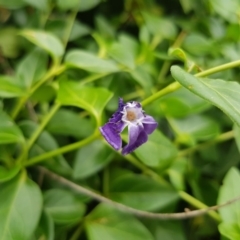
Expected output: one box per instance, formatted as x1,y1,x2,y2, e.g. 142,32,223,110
99,123,122,150
122,124,148,155
142,115,158,134
109,98,125,123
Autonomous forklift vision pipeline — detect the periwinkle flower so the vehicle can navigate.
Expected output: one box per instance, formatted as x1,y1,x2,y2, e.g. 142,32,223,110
99,98,158,155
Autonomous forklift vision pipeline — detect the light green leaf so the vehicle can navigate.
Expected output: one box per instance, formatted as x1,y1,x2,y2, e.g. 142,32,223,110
78,0,101,12
218,167,240,223
219,223,240,240
86,203,154,240
65,50,119,73
16,48,47,88
44,189,86,224
20,30,64,58
23,0,49,11
0,165,21,182
0,0,25,9
57,80,113,124
0,75,25,98
0,110,24,144
109,174,179,211
73,140,114,179
47,109,94,139
0,171,42,240
56,0,101,11
133,130,178,169
171,66,240,127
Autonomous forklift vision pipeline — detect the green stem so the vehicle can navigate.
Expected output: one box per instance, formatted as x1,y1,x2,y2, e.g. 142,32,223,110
24,131,100,167
142,59,240,107
179,191,221,222
178,130,234,157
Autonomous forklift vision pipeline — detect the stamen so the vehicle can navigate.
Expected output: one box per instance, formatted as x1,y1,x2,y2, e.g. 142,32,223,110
126,111,136,121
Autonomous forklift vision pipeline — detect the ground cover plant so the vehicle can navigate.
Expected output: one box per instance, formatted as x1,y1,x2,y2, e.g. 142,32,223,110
1,0,240,239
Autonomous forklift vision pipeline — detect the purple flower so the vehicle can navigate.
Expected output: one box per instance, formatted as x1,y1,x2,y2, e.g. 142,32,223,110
99,98,158,155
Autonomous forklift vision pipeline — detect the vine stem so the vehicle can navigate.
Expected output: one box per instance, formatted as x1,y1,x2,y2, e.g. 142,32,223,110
39,166,240,221
142,59,240,107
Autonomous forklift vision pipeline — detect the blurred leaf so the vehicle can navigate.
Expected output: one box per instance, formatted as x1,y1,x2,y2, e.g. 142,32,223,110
95,15,115,39
219,223,240,240
0,110,24,144
23,0,49,11
133,130,177,169
44,189,86,224
56,0,101,11
31,84,56,103
57,80,113,124
0,27,20,58
78,0,101,11
0,165,21,182
109,174,179,211
20,30,64,58
0,171,42,240
170,115,220,145
65,50,119,73
19,120,72,176
160,87,210,118
0,0,26,8
218,167,240,223
73,140,114,179
171,66,240,128
34,211,54,240
0,75,25,98
69,20,91,41
86,203,154,240
47,109,94,139
16,48,47,88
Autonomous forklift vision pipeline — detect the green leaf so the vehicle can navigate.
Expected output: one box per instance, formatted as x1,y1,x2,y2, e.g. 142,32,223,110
65,50,119,73
218,167,240,223
57,80,113,124
0,171,42,240
23,0,49,11
0,110,24,144
56,0,101,11
0,0,26,9
133,130,178,169
0,75,25,98
19,120,72,176
86,203,154,240
219,223,240,240
34,211,54,240
20,30,64,58
0,165,21,182
78,0,101,11
73,140,114,179
69,20,91,41
109,174,179,211
16,48,47,88
171,66,240,128
44,189,86,224
47,109,94,139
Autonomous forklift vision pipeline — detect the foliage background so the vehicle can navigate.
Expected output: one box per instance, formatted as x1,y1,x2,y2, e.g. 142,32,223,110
1,0,240,239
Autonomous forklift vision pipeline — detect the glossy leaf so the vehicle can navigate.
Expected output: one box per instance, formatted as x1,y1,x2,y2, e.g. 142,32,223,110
73,140,114,179
19,121,72,176
86,203,154,240
16,48,47,88
0,110,24,144
65,50,119,73
218,167,240,223
171,66,240,127
109,173,179,211
44,189,86,224
133,130,178,168
0,171,42,240
0,75,25,98
57,80,113,124
219,223,240,240
20,30,64,58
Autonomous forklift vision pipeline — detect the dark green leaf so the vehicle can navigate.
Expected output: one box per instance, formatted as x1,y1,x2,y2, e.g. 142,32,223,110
0,110,24,144
73,140,114,179
0,165,21,182
65,50,119,73
133,130,178,169
109,174,179,211
44,189,86,224
86,203,154,240
171,66,240,127
20,30,64,58
57,80,113,124
0,171,42,240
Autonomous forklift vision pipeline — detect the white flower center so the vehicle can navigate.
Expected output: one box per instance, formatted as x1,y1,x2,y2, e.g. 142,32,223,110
121,103,144,125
